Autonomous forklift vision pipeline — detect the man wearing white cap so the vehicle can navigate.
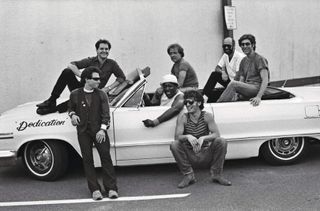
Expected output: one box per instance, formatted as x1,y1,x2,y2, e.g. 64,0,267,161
203,37,245,102
142,74,184,128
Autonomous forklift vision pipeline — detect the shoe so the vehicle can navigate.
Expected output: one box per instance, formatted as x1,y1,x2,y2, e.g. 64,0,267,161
36,99,56,108
36,107,57,115
56,101,69,113
108,190,118,199
92,190,103,201
177,173,196,189
211,176,232,186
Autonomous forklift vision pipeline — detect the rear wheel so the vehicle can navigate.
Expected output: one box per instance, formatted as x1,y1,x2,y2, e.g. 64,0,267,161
260,137,307,165
23,140,68,181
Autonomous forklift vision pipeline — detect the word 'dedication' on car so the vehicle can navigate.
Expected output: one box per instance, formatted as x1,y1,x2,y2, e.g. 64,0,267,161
17,119,66,131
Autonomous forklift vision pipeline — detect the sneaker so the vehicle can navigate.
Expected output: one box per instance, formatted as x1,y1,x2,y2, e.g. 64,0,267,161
92,190,103,201
177,173,196,189
108,190,118,199
211,176,232,186
36,99,56,108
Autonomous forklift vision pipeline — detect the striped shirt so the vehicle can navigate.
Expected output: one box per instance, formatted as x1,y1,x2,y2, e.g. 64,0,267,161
183,111,210,148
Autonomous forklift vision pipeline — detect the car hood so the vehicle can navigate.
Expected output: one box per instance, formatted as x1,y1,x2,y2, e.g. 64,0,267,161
1,101,43,119
0,100,117,119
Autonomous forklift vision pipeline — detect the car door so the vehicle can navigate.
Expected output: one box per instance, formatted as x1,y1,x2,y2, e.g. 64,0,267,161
112,84,177,165
210,95,306,160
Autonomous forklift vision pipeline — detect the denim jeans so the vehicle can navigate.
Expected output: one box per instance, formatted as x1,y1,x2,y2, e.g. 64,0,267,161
217,81,261,102
78,130,118,193
170,137,227,176
51,68,84,99
203,72,230,102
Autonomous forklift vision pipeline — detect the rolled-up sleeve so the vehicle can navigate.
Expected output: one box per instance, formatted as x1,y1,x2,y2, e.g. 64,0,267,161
113,61,126,83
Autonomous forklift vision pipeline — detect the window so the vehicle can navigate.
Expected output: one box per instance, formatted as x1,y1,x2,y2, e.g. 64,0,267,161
122,85,145,107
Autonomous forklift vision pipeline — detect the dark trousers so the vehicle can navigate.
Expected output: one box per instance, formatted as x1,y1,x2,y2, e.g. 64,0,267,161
203,72,230,102
51,68,84,112
78,129,118,193
51,68,84,99
170,137,227,176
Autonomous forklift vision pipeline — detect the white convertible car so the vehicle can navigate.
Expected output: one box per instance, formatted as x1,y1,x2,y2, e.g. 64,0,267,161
0,71,320,181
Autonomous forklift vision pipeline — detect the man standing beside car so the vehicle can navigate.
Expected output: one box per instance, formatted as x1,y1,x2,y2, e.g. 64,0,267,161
142,74,184,128
68,66,118,200
37,39,126,115
203,37,245,102
217,34,270,106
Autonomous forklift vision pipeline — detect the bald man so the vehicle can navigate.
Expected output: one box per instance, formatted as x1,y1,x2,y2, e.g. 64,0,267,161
203,37,245,102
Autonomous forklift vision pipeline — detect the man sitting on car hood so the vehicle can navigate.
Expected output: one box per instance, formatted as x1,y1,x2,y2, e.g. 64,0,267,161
143,74,184,127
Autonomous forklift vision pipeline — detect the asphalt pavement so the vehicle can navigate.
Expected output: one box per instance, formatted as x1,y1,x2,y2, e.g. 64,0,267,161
1,145,320,211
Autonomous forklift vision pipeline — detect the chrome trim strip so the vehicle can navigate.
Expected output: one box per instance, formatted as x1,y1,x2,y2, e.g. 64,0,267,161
0,133,13,136
0,136,13,140
0,133,14,140
114,133,320,148
0,151,17,158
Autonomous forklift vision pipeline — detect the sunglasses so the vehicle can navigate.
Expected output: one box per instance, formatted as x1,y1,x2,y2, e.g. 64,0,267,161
184,99,195,106
240,42,251,47
222,44,232,49
90,77,101,81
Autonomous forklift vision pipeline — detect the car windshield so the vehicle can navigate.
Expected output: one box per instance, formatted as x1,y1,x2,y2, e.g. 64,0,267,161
109,78,147,107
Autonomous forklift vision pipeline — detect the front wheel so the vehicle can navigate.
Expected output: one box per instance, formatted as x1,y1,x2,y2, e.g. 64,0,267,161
23,140,69,181
260,137,307,165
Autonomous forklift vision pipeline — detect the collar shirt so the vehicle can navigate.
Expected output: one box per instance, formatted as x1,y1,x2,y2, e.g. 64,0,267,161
217,50,245,80
72,56,126,88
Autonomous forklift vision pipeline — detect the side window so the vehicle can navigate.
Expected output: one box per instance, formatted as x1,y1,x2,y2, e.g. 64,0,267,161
123,85,145,107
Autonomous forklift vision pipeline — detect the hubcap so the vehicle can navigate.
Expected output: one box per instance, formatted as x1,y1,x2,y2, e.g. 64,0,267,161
269,137,304,160
26,141,53,173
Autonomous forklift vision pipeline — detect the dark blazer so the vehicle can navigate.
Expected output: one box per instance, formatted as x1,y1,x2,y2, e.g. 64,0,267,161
68,88,110,134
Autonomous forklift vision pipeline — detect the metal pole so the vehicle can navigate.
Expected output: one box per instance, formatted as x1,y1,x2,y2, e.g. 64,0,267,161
222,0,233,39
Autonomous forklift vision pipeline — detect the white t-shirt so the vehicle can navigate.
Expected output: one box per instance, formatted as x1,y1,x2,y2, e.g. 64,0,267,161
160,90,183,106
217,50,245,80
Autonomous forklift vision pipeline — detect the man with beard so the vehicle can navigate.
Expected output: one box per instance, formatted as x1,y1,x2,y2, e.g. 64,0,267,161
142,74,184,128
203,37,245,102
37,39,126,114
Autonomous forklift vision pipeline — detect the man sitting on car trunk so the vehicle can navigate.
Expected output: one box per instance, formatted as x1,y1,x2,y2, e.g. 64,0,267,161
37,39,126,115
142,74,184,127
217,34,270,106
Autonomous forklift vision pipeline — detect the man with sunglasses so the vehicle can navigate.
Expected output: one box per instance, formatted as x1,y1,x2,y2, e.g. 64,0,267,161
142,74,184,128
37,39,126,115
203,37,245,102
171,90,231,188
217,34,270,106
68,66,118,200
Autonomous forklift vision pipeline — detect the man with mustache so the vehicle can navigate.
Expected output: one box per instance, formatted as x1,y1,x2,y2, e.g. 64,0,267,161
203,37,245,102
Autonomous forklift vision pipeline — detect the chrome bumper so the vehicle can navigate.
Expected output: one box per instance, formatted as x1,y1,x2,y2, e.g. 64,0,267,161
0,151,18,166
